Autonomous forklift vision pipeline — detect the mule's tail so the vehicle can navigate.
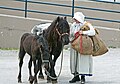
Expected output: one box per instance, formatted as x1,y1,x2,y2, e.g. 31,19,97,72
18,33,30,59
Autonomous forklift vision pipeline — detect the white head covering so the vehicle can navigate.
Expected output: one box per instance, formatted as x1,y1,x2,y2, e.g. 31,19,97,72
73,12,85,24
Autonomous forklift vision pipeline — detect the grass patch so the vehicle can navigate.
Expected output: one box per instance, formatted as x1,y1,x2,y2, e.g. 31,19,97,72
108,46,116,48
0,48,18,50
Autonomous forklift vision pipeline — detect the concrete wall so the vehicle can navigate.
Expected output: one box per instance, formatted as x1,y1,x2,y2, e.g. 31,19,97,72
0,15,44,48
0,1,120,48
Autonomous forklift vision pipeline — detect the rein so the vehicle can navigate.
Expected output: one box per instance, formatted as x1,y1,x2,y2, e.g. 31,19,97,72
44,42,64,80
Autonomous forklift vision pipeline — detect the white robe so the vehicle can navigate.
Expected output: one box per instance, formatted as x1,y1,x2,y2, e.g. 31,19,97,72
70,21,95,76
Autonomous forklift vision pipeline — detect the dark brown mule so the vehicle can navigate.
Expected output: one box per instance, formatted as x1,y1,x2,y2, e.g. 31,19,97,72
17,33,50,84
38,16,70,83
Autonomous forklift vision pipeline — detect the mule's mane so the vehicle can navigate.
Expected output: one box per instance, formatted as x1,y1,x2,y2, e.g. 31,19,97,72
45,16,68,39
45,17,58,35
44,17,59,43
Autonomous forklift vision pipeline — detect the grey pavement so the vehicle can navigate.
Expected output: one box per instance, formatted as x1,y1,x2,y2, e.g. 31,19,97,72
0,48,120,84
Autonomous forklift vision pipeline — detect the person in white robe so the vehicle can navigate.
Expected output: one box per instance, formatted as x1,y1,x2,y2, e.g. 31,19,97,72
69,12,95,84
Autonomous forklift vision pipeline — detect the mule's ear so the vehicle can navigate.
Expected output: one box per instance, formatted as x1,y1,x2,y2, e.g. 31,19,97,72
64,16,67,20
43,30,45,36
57,16,60,22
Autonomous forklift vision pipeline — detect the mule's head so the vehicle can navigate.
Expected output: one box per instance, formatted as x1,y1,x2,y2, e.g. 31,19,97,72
37,35,50,69
55,16,70,45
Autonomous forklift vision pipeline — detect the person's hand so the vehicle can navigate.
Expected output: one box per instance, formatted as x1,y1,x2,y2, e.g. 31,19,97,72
79,31,83,34
74,31,83,38
75,32,79,38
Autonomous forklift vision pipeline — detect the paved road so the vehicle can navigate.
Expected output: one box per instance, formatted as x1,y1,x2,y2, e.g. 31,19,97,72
0,48,120,84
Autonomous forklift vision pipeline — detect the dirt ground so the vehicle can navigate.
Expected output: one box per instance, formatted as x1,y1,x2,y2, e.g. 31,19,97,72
0,48,120,84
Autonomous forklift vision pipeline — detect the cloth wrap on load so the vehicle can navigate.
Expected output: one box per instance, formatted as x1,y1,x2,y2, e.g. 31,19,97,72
71,22,108,56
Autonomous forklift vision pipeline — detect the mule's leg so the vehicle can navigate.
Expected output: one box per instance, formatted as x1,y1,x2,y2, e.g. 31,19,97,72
30,60,39,84
46,56,52,83
50,52,61,83
38,58,44,79
34,59,41,84
28,57,33,81
46,53,59,83
49,59,58,83
46,56,59,83
29,60,36,84
18,47,26,83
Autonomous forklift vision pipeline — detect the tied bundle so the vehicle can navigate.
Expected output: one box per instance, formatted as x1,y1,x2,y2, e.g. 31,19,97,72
71,22,108,56
71,32,93,55
90,34,108,56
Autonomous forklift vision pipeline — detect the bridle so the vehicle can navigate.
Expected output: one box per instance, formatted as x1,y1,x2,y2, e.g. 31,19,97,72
55,28,69,40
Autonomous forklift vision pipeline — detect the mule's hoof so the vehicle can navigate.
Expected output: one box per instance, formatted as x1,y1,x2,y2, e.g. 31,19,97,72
52,80,58,84
29,76,34,84
47,80,51,83
38,75,44,79
34,82,38,84
29,80,32,84
18,79,22,83
18,80,22,83
29,81,33,84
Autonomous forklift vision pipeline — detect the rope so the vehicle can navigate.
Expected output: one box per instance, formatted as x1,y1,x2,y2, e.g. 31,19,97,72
80,34,83,53
44,43,64,80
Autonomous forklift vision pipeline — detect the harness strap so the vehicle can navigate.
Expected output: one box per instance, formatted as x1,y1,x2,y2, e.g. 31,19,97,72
56,28,69,37
43,60,49,63
80,34,83,53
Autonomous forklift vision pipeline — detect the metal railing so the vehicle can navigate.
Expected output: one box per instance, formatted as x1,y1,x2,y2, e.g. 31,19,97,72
0,0,120,23
89,0,120,4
